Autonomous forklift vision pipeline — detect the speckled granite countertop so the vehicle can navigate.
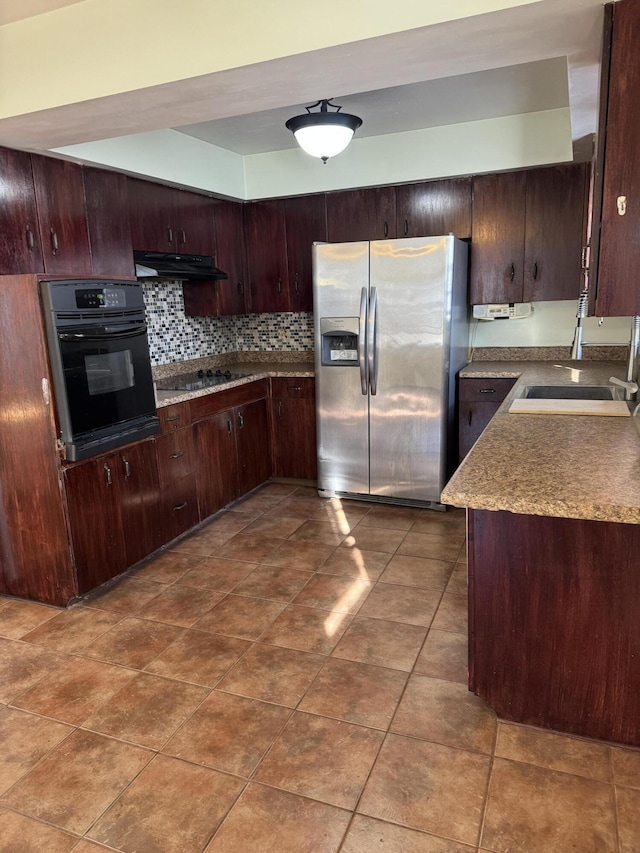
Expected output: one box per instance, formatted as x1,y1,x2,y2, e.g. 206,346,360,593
442,360,640,524
153,352,314,407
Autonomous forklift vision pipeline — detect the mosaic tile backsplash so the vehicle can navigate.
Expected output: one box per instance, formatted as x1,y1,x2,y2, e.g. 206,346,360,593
142,280,314,365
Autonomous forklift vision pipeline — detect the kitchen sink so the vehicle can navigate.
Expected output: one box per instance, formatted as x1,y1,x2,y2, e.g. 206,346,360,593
524,385,615,401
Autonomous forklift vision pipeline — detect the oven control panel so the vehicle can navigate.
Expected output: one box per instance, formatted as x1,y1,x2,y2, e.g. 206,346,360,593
75,288,127,309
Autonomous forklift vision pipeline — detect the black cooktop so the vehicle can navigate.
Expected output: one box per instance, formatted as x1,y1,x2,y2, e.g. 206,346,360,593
156,369,248,392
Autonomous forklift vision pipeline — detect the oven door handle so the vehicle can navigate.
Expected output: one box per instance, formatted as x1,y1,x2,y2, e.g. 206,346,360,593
58,326,148,342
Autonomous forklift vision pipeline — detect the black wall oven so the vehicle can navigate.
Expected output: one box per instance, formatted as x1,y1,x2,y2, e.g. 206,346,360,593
41,280,159,461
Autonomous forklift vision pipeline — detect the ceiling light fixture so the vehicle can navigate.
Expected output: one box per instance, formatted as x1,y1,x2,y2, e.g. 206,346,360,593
285,99,362,164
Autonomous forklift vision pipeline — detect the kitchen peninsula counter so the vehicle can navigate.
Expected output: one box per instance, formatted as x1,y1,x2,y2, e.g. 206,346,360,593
442,360,640,524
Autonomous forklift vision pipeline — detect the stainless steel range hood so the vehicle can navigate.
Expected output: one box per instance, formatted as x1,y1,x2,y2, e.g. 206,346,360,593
133,250,228,282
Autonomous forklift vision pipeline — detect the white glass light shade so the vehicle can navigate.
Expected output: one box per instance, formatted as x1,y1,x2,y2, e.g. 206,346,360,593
293,124,355,160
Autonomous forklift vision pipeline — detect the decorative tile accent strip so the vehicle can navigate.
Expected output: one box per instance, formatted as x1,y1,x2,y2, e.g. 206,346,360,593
142,280,314,366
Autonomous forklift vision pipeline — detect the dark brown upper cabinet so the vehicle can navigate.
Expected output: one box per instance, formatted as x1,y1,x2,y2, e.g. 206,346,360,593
83,167,134,277
172,188,215,255
396,177,472,239
471,165,587,304
213,200,247,316
326,186,396,242
284,193,327,313
245,199,290,314
595,0,640,316
0,146,44,275
31,154,92,275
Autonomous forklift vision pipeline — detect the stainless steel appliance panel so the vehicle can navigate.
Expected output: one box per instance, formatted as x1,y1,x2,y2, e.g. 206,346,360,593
369,237,451,501
313,241,370,496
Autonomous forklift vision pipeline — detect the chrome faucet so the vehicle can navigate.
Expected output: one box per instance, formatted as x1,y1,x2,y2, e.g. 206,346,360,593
570,290,589,360
625,316,640,400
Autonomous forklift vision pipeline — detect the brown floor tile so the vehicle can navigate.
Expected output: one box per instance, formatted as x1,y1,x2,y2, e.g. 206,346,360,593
264,496,324,519
261,540,337,570
482,758,616,853
397,533,463,562
332,616,426,671
218,533,283,563
138,584,226,627
234,492,286,513
255,711,383,809
240,515,305,539
12,656,136,725
342,815,475,852
358,734,490,845
617,786,640,853
391,675,496,754
217,643,325,706
70,842,113,852
164,690,290,776
82,577,164,615
21,608,120,654
358,583,441,626
317,547,391,580
288,520,348,546
495,721,612,781
0,706,73,795
259,604,352,655
612,746,640,788
0,599,58,639
200,513,256,538
0,807,77,853
357,505,423,531
310,497,371,526
380,554,454,590
81,616,183,669
176,556,257,591
0,638,66,704
413,629,468,683
446,562,468,595
412,510,466,536
195,594,286,639
299,658,408,729
3,729,151,834
170,533,231,556
204,783,351,853
259,482,298,497
232,565,314,602
134,551,201,584
88,753,244,853
145,628,250,686
430,593,468,634
82,672,208,749
292,574,372,614
343,526,407,554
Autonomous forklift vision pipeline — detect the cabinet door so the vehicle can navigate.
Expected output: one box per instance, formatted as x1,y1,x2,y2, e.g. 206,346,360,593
194,411,239,519
597,0,640,316
458,401,500,461
173,189,214,255
235,399,271,495
245,200,289,313
118,441,162,565
271,397,317,480
523,164,588,302
0,147,43,274
471,172,526,304
31,155,92,275
284,194,327,312
159,473,199,543
83,167,134,277
128,178,176,252
396,178,472,239
213,200,247,316
65,454,126,594
326,187,396,242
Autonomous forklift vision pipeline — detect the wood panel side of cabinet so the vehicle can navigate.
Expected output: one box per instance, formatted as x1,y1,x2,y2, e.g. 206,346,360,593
284,194,327,312
194,412,239,520
0,147,44,274
470,172,526,304
468,508,640,746
0,275,76,605
396,178,472,239
326,187,396,242
83,167,135,277
245,200,289,313
31,155,92,275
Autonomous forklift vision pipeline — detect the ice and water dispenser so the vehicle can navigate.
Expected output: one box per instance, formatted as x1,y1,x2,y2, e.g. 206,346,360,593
320,318,359,366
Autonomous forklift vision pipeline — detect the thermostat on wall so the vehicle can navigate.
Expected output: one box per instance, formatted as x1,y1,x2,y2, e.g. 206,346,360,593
473,303,534,320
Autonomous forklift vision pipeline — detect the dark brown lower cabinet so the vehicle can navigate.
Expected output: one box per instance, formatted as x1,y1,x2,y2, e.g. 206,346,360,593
159,473,199,542
194,412,238,519
236,399,271,495
271,396,317,479
468,509,640,747
458,377,516,461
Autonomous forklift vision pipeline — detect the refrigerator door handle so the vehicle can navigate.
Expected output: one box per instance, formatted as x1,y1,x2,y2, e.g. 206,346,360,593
358,286,369,395
368,286,379,395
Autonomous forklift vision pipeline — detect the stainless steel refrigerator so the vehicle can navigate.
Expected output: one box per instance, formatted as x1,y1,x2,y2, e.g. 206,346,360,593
313,236,469,507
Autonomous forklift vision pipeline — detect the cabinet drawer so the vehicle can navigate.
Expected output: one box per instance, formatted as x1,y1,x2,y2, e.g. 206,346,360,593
156,428,194,487
160,473,199,542
271,377,315,399
158,402,191,433
189,379,268,422
458,377,516,403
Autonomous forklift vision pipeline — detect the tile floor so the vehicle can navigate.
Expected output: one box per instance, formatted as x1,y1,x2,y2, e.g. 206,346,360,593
0,482,639,852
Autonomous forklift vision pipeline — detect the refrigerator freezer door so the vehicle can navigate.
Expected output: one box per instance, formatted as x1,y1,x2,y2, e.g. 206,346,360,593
368,237,453,502
313,242,370,496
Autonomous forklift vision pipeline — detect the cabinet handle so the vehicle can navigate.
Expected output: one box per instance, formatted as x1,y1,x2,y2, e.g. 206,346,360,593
50,227,59,254
167,227,174,244
277,278,282,294
104,463,112,486
165,415,180,423
383,221,389,238
533,262,538,280
173,501,188,511
479,388,496,394
277,401,283,418
170,450,184,459
122,456,131,479
509,263,515,282
180,229,186,246
238,412,244,429
468,410,472,426
25,225,35,251
294,272,299,293
227,418,233,433
403,219,408,236
287,385,301,392
617,195,627,216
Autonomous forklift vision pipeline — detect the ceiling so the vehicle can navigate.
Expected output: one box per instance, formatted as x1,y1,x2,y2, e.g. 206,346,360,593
0,0,84,26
